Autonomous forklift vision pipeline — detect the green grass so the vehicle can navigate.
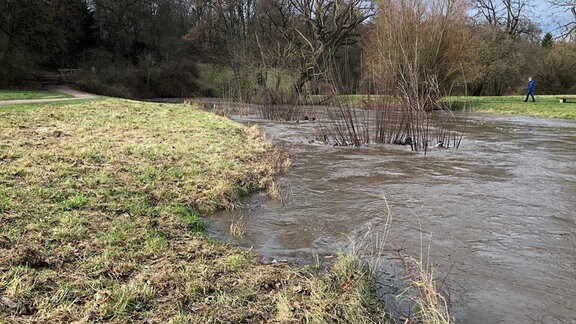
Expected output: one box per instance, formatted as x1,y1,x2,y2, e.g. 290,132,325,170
0,98,386,322
447,95,576,119
0,90,72,101
307,93,576,120
0,98,105,112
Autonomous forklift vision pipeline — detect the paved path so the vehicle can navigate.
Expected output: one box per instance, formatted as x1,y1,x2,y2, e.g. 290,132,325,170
0,86,99,105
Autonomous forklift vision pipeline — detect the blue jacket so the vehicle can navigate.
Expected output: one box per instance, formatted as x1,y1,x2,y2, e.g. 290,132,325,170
527,80,535,92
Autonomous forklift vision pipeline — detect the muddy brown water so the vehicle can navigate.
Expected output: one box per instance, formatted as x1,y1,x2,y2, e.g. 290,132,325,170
208,111,576,323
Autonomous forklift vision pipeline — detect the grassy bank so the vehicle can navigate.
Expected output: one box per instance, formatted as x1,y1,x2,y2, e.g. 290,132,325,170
449,95,576,119
0,90,71,101
0,99,386,322
308,94,576,120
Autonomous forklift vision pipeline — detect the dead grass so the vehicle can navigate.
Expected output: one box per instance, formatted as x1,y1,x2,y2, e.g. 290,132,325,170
348,198,452,324
401,256,451,324
0,98,386,322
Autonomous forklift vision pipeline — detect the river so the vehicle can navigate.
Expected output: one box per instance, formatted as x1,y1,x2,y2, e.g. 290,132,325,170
208,109,576,323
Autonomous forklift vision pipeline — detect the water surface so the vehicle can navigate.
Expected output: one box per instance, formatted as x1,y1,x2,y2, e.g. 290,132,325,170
209,112,576,323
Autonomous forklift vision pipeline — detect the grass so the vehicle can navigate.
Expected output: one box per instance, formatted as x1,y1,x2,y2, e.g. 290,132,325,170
309,94,576,120
347,198,453,324
397,253,451,324
0,98,386,322
0,98,106,112
447,95,576,119
0,90,71,101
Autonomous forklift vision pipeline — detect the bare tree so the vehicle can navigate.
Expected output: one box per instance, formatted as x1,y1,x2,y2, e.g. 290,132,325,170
466,25,525,95
366,0,474,103
471,0,537,38
263,0,375,95
549,0,576,39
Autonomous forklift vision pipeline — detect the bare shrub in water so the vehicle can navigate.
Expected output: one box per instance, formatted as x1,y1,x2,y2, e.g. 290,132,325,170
256,88,305,121
229,214,246,238
312,0,469,151
316,80,463,152
318,104,371,146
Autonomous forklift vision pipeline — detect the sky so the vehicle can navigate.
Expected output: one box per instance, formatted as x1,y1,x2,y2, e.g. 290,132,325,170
532,1,574,36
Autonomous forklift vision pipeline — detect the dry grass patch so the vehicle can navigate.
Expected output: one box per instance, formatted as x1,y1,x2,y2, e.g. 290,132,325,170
0,98,385,322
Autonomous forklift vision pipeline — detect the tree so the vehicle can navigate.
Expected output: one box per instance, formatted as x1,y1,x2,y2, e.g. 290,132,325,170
466,0,547,95
466,25,525,95
0,0,58,84
263,0,375,94
471,0,538,39
365,0,474,103
49,0,96,67
90,0,147,56
535,42,576,93
541,32,554,47
548,0,576,39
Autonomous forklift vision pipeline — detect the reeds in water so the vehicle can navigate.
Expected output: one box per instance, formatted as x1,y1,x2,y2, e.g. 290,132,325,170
256,88,304,121
316,98,463,153
316,77,463,153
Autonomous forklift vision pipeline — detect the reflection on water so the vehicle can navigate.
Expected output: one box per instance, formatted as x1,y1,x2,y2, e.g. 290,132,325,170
208,112,576,324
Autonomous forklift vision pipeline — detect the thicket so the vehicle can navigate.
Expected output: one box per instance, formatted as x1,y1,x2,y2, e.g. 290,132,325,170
0,0,575,98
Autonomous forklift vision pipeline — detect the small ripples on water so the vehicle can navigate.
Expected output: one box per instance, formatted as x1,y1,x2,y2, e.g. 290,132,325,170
209,112,576,323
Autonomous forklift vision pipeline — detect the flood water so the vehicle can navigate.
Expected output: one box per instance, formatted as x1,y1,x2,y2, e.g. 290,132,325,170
208,110,576,323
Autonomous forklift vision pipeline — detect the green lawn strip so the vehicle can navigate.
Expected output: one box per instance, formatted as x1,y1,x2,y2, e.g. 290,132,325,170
0,90,72,101
447,95,576,119
0,99,386,322
0,98,107,112
307,94,576,119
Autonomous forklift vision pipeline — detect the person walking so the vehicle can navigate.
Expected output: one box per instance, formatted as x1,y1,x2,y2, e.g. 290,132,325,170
524,77,535,102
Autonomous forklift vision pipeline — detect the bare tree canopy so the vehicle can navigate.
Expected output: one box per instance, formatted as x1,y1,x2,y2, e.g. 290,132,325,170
470,0,539,38
264,0,375,94
548,0,576,39
1,0,575,96
366,0,473,103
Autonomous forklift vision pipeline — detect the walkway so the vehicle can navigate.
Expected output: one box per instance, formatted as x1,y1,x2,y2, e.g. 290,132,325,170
0,86,99,105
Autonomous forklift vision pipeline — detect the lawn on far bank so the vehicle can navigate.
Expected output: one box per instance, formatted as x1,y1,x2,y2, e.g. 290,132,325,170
310,94,576,120
448,95,576,119
0,98,387,323
0,89,71,101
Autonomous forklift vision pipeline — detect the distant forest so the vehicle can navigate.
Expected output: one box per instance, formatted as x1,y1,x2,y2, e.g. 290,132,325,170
1,0,575,99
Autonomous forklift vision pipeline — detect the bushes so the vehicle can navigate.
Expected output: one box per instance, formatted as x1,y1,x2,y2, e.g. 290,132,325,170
535,43,576,95
72,49,200,99
148,60,200,98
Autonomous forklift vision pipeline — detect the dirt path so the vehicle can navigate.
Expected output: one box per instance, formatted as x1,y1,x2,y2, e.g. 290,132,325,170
0,86,99,105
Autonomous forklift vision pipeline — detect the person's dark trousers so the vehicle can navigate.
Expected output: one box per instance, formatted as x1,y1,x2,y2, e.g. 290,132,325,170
524,91,535,102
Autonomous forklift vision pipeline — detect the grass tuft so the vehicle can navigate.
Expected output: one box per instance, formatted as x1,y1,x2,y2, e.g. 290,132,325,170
172,204,206,234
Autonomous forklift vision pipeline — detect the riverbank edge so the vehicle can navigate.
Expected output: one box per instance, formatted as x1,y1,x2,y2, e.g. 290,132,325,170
0,98,389,322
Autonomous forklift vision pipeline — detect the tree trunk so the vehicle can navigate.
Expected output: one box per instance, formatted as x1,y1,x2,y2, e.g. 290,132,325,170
0,31,11,85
